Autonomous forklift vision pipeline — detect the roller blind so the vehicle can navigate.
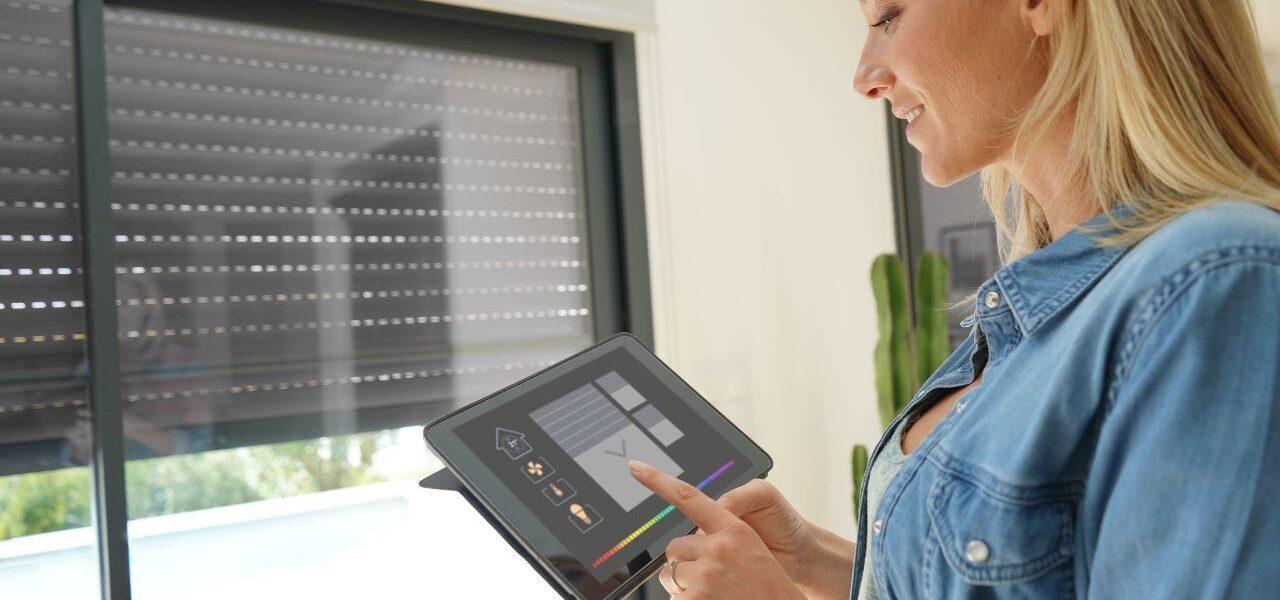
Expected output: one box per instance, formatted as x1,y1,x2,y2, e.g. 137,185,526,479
0,0,604,472
0,0,91,474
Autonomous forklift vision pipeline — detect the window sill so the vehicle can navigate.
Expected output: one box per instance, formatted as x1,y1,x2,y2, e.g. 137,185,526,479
0,480,560,599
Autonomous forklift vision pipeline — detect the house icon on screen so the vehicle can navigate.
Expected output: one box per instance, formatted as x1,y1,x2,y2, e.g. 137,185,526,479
496,428,533,460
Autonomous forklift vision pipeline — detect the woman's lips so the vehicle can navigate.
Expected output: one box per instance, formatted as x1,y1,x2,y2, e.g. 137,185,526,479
904,109,924,144
891,104,924,123
892,104,925,143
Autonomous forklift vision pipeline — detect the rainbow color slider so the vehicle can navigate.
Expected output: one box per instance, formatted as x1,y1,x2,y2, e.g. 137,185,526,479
591,459,736,569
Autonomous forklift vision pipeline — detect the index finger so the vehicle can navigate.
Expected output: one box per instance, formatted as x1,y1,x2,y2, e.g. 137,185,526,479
629,460,740,533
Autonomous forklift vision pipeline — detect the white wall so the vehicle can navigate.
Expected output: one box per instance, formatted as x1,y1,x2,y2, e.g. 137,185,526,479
1256,0,1280,98
1255,0,1279,51
638,0,894,535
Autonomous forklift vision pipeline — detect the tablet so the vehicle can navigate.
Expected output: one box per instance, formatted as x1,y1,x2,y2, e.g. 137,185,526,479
424,332,772,600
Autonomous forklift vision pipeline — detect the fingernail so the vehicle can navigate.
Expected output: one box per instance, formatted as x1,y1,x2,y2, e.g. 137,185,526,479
629,460,652,476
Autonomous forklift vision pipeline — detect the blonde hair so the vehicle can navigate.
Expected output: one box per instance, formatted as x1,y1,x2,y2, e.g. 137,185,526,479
984,0,1280,263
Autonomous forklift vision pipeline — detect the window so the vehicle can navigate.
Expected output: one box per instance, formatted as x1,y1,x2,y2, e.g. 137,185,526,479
886,110,998,346
0,0,649,597
0,0,101,595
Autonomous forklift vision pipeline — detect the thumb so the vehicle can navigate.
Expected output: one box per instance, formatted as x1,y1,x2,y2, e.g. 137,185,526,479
718,479,781,518
692,478,772,535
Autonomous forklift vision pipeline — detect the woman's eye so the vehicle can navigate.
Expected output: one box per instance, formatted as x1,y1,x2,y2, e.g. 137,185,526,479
873,8,899,29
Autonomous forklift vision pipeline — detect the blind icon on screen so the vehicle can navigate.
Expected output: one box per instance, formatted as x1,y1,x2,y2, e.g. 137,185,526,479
531,383,682,511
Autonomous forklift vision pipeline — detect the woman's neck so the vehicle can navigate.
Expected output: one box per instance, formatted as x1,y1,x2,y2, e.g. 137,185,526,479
1004,121,1100,242
1032,176,1097,241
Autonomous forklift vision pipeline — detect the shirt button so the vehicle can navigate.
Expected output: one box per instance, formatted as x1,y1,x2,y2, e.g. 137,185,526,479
984,291,1001,309
965,540,990,564
872,519,883,535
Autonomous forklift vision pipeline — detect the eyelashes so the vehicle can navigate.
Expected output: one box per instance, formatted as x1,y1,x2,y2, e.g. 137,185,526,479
872,6,901,29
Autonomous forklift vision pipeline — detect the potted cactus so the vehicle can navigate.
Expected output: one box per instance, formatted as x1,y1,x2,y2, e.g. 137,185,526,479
852,252,950,514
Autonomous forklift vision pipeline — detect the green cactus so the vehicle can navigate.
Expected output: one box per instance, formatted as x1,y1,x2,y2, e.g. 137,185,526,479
870,255,916,429
850,444,868,512
853,252,951,515
915,253,951,385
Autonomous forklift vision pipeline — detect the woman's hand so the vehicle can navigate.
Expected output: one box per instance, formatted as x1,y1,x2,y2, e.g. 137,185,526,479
711,478,813,586
630,460,806,599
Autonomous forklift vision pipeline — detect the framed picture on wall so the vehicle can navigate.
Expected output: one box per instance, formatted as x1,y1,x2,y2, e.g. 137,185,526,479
938,222,1000,343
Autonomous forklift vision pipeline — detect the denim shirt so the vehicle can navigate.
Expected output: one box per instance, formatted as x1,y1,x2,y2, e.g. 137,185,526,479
850,200,1280,599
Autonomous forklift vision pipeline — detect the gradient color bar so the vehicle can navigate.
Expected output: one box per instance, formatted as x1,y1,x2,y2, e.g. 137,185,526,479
590,459,736,569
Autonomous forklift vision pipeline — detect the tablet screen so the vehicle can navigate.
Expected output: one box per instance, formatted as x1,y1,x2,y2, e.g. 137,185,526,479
426,333,771,600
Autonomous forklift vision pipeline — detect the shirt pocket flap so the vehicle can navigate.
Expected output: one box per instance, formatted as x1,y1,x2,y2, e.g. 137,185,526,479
927,474,1075,585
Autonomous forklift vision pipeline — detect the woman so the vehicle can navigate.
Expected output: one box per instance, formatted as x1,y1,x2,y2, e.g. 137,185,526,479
629,0,1280,598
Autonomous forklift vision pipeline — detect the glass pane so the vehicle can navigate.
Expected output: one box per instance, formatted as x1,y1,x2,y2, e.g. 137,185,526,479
103,5,595,596
917,175,997,345
0,0,101,597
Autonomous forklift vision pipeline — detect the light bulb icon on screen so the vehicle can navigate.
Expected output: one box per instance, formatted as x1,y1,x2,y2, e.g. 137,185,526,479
570,503,593,526
567,503,601,533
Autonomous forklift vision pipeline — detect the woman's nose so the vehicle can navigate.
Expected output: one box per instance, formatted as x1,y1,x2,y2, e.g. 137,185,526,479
854,45,892,100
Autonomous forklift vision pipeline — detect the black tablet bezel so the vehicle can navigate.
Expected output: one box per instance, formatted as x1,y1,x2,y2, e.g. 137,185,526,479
424,332,773,600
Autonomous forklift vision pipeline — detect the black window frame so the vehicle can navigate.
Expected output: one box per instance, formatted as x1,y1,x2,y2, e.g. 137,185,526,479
885,105,925,324
62,0,652,597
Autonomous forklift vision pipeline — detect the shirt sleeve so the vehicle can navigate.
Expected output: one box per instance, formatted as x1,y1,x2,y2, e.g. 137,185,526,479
1085,258,1280,598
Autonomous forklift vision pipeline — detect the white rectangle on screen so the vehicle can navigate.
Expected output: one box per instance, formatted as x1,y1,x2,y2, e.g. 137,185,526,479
594,371,647,410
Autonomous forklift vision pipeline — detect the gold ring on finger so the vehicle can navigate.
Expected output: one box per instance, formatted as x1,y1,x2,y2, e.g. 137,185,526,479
669,559,688,592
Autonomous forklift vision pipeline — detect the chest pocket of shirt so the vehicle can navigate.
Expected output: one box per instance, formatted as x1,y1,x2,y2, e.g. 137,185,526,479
926,472,1077,598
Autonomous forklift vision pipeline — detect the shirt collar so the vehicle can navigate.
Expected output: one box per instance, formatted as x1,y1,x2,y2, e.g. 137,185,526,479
987,207,1131,337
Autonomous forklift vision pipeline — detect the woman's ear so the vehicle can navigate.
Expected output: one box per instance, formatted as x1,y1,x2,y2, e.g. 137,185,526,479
1022,0,1066,37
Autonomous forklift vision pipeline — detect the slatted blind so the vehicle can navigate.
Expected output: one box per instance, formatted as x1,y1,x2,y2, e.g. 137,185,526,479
0,0,90,474
0,0,601,472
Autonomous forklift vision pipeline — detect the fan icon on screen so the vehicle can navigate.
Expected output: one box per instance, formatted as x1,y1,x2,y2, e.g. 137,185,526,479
522,457,555,483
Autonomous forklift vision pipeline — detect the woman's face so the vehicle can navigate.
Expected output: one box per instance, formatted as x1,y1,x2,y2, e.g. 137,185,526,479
855,0,1050,186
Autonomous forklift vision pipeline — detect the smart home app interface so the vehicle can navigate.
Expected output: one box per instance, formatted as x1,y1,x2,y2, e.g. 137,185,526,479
458,347,748,582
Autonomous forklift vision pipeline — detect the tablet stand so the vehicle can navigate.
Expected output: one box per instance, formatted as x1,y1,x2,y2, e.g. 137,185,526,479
420,469,575,599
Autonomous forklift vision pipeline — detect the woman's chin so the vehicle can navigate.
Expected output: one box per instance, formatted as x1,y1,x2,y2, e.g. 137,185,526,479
919,157,978,188
920,164,960,188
